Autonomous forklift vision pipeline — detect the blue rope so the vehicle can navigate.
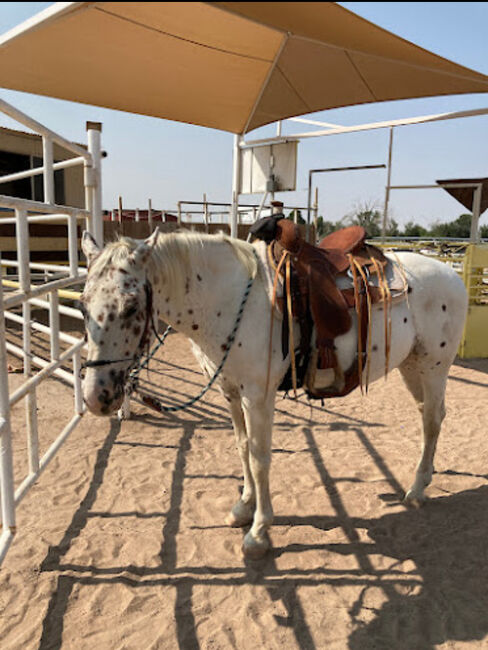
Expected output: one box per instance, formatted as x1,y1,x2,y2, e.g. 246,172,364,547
129,251,258,413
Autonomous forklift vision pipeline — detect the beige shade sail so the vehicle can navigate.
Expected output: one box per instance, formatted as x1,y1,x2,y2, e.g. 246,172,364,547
1,2,488,134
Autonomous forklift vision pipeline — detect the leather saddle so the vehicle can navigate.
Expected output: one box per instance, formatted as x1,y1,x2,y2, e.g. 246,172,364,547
250,216,408,399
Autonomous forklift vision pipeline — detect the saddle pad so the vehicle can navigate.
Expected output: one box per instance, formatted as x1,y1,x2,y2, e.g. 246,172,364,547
335,253,407,300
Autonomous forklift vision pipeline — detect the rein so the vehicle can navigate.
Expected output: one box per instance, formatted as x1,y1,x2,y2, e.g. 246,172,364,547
129,252,258,413
82,250,258,414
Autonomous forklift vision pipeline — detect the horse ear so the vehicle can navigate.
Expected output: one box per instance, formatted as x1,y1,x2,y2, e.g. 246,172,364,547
81,231,101,266
131,227,160,266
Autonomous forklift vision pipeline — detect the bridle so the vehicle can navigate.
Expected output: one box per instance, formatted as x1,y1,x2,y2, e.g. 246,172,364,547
80,281,156,376
80,248,259,414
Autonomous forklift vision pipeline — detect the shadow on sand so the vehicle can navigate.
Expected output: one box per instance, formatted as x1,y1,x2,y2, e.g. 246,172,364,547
36,373,488,650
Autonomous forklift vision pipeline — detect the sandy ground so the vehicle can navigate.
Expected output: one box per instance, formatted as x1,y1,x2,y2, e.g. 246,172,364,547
1,331,488,650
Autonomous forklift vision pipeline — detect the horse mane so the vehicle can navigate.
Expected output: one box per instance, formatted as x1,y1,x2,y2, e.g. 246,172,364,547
91,230,259,292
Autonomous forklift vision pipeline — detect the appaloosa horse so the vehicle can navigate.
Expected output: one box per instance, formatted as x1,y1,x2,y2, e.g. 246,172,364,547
80,229,468,558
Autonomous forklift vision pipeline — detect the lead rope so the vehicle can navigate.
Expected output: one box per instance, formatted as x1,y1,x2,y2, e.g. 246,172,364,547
129,252,258,413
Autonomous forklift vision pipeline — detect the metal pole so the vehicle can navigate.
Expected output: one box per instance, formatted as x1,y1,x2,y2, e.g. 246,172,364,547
230,134,241,238
203,193,209,231
16,209,39,475
49,290,60,362
256,192,268,221
313,186,319,241
67,212,78,277
307,170,313,242
42,136,55,204
86,121,103,247
382,127,394,239
0,274,16,554
470,183,482,243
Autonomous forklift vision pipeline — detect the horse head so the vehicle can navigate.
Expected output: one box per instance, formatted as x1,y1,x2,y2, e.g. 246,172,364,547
80,229,159,415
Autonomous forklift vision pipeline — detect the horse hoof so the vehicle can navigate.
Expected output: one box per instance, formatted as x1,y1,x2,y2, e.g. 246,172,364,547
404,490,426,507
226,512,252,528
226,502,254,528
242,531,270,559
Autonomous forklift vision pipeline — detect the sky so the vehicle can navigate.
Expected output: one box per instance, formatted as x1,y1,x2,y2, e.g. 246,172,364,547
1,2,488,228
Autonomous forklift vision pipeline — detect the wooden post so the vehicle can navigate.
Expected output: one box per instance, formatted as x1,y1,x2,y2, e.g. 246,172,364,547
313,186,319,242
148,198,153,234
118,196,123,236
177,201,182,226
203,193,209,232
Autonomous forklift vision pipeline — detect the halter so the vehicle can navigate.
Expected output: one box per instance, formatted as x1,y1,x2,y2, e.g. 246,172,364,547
80,281,155,374
81,249,259,413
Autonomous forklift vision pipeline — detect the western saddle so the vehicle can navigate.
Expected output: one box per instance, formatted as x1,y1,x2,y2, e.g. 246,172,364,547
249,216,408,399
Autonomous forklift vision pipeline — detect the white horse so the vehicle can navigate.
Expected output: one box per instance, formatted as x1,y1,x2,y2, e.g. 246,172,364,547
80,229,468,559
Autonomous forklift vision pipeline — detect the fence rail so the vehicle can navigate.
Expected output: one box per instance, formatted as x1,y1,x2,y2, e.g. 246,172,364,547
0,96,103,565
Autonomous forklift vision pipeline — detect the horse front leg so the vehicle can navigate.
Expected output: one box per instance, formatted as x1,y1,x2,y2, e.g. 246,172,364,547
225,395,255,528
241,394,275,559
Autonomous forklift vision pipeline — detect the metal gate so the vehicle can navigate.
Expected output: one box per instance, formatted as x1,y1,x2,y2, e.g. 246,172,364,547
0,97,103,563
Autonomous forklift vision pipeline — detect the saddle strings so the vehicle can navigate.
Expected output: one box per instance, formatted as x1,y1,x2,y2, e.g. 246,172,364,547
347,254,364,393
371,257,387,379
352,258,373,393
378,260,392,379
285,255,298,398
371,257,390,381
265,246,288,396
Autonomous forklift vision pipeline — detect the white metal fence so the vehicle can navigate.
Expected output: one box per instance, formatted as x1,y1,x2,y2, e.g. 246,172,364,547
0,97,103,564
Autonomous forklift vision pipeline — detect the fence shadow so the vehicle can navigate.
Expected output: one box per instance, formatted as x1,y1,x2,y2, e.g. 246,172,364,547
36,400,488,650
348,485,488,650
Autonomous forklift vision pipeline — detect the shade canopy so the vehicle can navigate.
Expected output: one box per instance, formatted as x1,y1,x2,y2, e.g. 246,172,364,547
1,2,488,134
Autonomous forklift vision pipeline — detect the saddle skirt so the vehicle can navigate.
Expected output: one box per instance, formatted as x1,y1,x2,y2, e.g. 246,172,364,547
261,220,409,399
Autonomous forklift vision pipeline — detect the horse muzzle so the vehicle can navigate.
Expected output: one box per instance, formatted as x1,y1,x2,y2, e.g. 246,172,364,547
82,373,125,416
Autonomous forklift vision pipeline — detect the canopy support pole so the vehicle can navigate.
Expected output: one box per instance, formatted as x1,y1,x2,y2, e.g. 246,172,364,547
382,127,394,240
85,121,103,247
470,183,482,243
230,134,241,238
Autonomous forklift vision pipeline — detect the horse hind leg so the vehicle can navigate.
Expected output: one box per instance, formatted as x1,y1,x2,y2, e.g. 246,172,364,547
225,393,256,528
401,362,448,504
399,363,425,413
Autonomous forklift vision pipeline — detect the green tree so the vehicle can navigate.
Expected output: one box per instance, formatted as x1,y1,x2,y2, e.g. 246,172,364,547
429,213,473,238
286,209,305,225
347,206,382,238
316,216,343,238
386,218,400,237
401,221,429,237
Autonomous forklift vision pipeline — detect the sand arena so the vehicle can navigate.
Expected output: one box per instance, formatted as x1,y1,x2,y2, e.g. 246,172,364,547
1,331,488,649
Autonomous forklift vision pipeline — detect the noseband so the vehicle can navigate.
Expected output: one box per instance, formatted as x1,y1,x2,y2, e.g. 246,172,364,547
81,281,155,374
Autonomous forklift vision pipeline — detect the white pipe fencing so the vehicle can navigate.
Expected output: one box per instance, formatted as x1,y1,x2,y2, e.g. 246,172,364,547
0,97,103,565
